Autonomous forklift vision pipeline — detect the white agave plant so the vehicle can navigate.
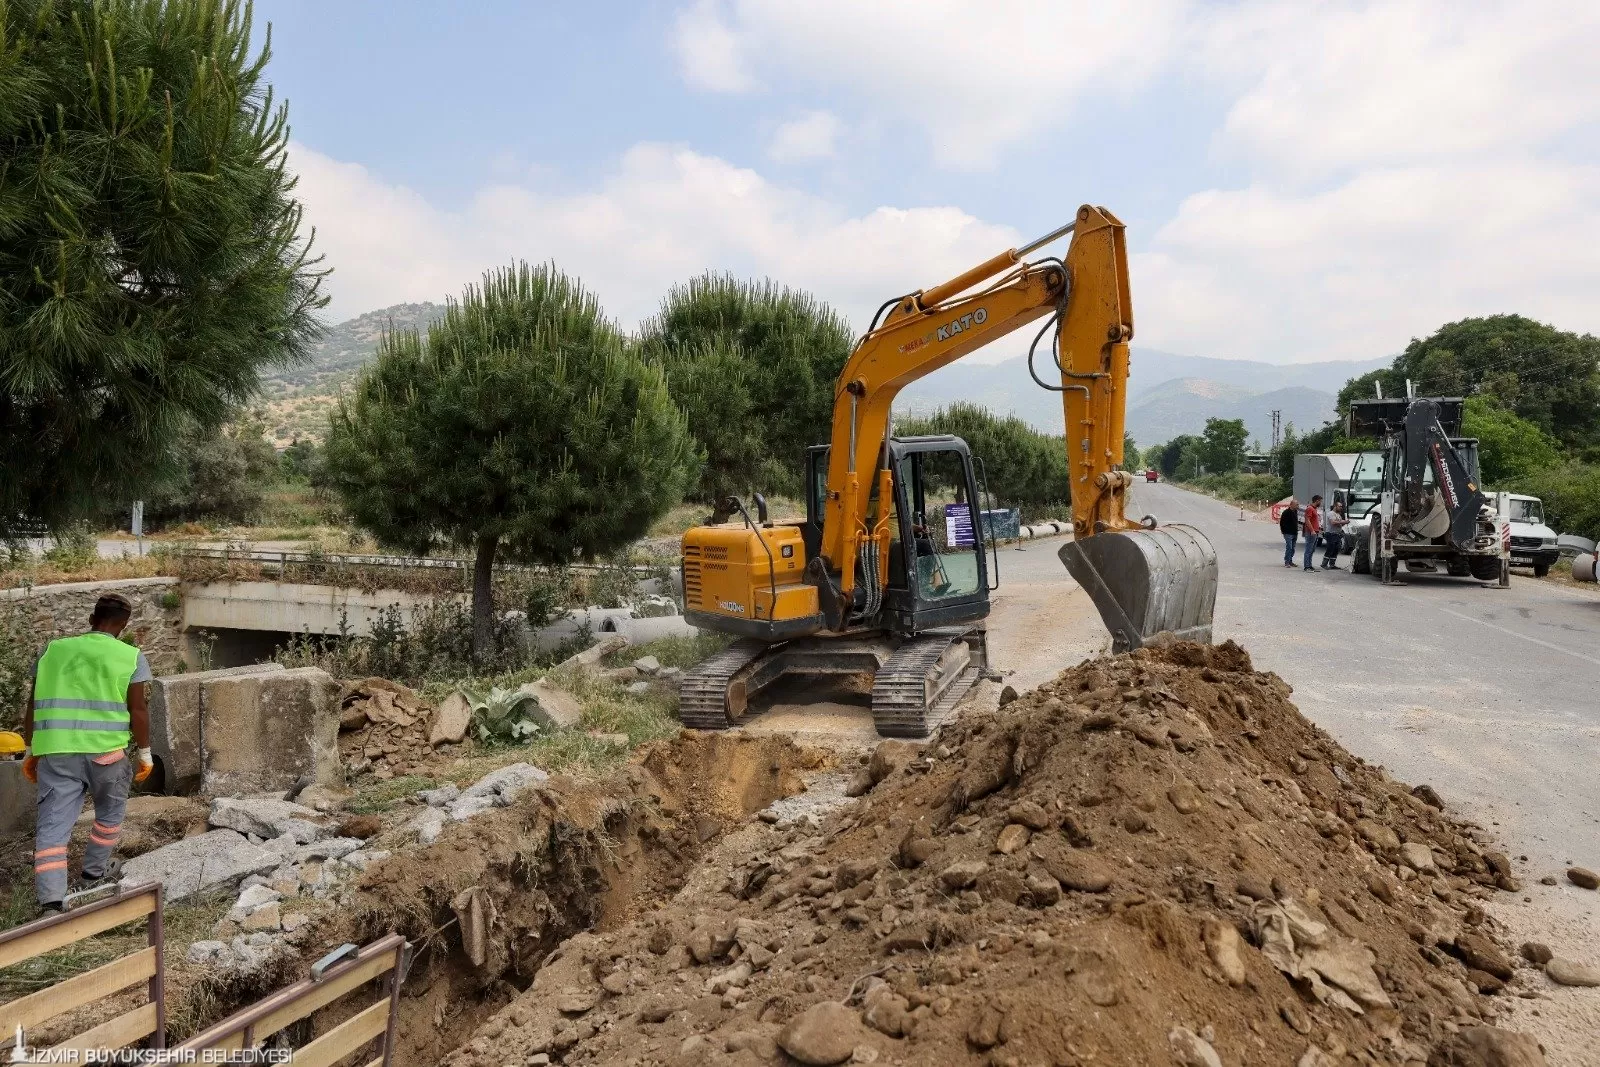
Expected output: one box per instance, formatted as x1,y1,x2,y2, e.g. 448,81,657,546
469,686,542,745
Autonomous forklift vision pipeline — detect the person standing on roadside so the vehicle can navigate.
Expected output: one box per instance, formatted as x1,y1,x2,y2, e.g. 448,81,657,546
1279,498,1300,568
1322,500,1349,569
21,594,155,913
1302,494,1324,571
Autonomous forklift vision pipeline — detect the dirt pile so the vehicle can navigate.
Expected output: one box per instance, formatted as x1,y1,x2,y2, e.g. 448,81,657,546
438,642,1549,1067
337,677,442,778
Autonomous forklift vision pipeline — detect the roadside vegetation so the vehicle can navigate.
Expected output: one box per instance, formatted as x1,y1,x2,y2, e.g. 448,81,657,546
1144,316,1600,536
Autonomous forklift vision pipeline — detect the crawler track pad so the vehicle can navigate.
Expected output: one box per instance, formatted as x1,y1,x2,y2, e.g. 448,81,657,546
1059,526,1218,653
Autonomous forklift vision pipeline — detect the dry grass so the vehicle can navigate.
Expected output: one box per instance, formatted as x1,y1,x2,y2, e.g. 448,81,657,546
0,555,167,590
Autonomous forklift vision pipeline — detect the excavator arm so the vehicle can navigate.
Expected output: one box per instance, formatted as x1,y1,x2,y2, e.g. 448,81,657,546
815,204,1216,650
822,207,1132,584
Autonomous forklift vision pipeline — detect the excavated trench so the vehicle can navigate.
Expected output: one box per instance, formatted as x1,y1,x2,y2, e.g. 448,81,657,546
197,732,826,1067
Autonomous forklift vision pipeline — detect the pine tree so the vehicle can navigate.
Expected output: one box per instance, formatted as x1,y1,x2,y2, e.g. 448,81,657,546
0,0,327,532
322,263,696,655
640,274,853,517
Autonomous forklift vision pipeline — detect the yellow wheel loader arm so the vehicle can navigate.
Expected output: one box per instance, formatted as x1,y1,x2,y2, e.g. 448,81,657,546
681,204,1217,654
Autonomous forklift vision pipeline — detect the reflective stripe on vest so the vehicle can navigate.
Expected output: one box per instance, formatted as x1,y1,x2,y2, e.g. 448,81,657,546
31,633,139,756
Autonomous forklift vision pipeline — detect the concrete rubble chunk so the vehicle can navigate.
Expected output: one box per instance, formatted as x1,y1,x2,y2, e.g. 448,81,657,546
411,807,447,846
459,762,549,804
149,663,285,796
233,884,281,912
447,796,498,822
429,691,473,748
186,940,233,966
518,679,583,731
419,783,460,807
202,667,340,796
209,797,325,841
296,837,364,862
632,655,661,675
120,829,280,903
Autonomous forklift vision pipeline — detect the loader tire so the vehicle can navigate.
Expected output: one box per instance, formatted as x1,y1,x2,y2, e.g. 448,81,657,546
1352,532,1371,575
1447,560,1471,577
1467,555,1503,582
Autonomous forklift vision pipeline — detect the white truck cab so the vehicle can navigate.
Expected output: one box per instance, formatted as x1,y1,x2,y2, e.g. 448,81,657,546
1505,494,1559,576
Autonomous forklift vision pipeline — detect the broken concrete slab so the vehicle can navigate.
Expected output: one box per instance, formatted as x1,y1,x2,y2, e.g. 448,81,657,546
518,679,582,731
419,783,459,807
430,691,472,747
460,762,549,804
411,807,447,845
209,797,325,841
120,829,280,902
202,667,339,796
150,663,285,796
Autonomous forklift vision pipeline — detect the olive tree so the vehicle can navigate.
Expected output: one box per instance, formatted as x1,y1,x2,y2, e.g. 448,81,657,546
323,264,696,654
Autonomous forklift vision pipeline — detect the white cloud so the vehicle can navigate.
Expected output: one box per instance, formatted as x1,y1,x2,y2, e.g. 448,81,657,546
671,0,756,92
669,0,1188,168
290,141,1018,336
1198,1,1600,176
1135,161,1600,363
768,110,841,163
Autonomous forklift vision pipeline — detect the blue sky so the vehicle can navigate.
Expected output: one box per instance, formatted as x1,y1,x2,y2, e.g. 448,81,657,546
261,1,1600,365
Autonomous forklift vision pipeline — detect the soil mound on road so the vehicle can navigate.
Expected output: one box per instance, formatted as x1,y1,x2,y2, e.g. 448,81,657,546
439,641,1542,1066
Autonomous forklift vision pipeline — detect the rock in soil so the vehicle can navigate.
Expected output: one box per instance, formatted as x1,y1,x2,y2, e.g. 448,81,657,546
1565,866,1599,890
1544,957,1600,987
1426,1026,1548,1066
778,1002,867,1065
413,641,1552,1067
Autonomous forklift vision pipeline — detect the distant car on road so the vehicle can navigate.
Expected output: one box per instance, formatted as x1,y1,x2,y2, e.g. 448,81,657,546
1145,469,1159,482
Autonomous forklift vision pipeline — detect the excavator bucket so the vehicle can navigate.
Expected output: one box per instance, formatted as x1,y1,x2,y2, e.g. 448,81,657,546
1059,526,1218,653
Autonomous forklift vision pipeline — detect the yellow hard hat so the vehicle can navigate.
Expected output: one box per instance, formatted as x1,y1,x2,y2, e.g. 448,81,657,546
0,731,24,757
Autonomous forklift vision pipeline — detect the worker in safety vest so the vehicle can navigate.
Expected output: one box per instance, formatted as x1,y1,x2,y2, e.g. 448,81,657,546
21,593,155,912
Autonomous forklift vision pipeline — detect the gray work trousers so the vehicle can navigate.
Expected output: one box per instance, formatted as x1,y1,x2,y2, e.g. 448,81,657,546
34,752,131,905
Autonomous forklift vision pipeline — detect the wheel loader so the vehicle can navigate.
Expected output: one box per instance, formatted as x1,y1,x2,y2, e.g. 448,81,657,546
678,205,1219,737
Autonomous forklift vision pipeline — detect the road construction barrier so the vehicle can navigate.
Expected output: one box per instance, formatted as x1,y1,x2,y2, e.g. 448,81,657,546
0,882,166,1058
175,934,409,1066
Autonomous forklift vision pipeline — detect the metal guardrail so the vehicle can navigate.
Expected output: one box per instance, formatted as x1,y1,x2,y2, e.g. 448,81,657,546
175,545,662,577
0,882,166,1057
175,934,409,1066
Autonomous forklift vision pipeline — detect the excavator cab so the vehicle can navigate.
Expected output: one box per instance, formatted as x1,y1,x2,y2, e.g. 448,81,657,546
802,438,994,637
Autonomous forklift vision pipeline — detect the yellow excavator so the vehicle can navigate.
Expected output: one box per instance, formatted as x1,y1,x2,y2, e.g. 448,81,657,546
678,205,1218,736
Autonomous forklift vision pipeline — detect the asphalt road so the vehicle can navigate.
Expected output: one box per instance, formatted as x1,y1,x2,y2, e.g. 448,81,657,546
1128,479,1600,877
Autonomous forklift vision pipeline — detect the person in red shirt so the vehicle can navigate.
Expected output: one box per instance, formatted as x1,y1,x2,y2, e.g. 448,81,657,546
1302,494,1323,571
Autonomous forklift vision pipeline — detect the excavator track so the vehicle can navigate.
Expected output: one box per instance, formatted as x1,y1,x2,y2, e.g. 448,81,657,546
871,632,986,738
678,638,771,730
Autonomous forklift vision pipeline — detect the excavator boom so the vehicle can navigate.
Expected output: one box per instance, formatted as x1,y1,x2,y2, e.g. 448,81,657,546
820,204,1217,651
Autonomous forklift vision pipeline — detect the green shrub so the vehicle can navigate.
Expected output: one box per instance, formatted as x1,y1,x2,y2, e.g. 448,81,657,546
1185,472,1290,504
1522,462,1600,536
0,604,36,732
43,526,97,570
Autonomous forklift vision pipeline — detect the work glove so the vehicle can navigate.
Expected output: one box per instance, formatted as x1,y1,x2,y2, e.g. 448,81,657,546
133,747,154,784
22,751,38,783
